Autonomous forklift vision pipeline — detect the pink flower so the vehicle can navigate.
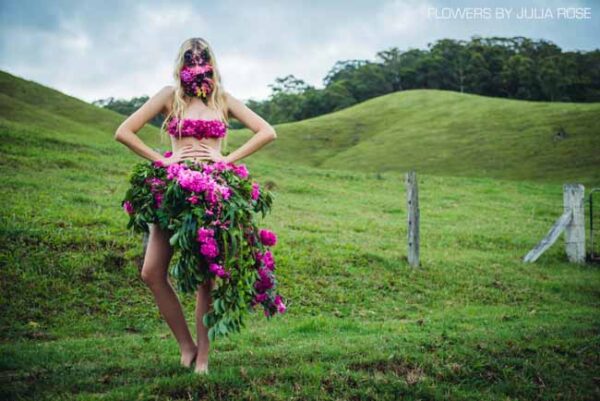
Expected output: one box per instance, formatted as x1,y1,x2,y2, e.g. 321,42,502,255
196,226,220,258
146,177,165,189
254,250,264,265
166,117,226,139
123,201,134,215
220,185,232,200
187,195,199,204
211,160,231,173
255,293,268,302
209,263,230,278
259,229,277,247
200,241,219,258
166,162,187,180
153,192,163,208
233,164,249,179
163,151,173,158
153,159,164,168
180,67,196,83
251,182,260,200
262,250,275,270
177,169,212,193
254,267,274,292
173,168,230,206
274,295,287,314
197,227,215,243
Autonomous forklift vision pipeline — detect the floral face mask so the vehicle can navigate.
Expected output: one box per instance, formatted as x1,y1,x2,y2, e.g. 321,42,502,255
180,48,215,99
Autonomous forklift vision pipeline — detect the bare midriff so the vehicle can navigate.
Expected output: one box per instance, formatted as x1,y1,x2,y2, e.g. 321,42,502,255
169,136,224,164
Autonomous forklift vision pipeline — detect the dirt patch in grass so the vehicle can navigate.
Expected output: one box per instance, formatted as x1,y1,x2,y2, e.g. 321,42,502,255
348,357,426,385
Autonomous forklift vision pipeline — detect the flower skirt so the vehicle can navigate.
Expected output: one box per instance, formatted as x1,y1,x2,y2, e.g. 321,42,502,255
121,158,286,340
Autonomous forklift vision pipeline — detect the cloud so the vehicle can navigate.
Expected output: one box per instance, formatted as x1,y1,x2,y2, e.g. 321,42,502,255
0,0,597,104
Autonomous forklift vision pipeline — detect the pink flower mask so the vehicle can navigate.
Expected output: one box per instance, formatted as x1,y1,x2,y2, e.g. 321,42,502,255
180,49,215,98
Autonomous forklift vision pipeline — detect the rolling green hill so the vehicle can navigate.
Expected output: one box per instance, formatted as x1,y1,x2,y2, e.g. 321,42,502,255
228,89,600,186
1,70,599,400
0,70,163,151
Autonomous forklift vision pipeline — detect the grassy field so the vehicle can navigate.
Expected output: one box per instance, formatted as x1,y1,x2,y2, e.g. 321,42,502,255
1,70,599,400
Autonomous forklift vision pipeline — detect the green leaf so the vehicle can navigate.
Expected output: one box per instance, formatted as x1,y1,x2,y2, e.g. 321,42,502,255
230,230,238,258
214,298,223,314
169,231,180,246
218,320,228,336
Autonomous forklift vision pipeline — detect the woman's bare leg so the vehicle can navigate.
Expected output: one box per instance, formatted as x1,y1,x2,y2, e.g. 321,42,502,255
141,223,197,367
194,278,216,373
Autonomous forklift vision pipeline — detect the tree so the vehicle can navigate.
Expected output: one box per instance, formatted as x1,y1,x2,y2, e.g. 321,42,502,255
501,54,536,99
269,74,312,95
429,39,470,92
539,56,561,101
464,51,491,94
323,59,370,87
376,47,404,91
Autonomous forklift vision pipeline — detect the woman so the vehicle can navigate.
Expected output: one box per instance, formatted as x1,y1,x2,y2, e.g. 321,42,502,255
114,37,279,375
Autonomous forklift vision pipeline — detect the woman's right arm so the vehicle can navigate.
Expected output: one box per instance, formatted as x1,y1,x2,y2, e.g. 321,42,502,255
114,85,173,162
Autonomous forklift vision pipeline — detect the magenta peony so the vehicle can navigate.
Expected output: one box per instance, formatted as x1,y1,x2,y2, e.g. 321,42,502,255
197,227,215,243
209,262,231,278
200,241,219,258
262,249,275,270
123,201,134,215
259,229,277,246
251,182,260,200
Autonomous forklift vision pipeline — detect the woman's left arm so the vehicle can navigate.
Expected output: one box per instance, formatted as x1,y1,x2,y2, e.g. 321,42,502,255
222,91,277,164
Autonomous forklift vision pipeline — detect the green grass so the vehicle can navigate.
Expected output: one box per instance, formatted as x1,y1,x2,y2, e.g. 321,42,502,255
1,70,599,400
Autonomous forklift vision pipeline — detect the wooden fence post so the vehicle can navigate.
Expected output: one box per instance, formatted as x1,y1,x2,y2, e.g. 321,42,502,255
405,170,420,268
523,183,586,264
564,183,586,263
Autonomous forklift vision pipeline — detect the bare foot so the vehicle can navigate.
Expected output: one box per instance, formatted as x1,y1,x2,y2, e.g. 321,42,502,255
194,362,209,375
194,353,209,374
180,345,198,368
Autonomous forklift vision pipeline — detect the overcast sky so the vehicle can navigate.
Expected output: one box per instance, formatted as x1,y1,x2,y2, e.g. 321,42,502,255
1,0,598,104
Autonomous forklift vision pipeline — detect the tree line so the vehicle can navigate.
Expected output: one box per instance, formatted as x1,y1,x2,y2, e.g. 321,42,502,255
95,36,600,128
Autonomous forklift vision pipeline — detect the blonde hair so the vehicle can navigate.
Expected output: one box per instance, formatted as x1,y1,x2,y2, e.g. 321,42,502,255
160,37,229,152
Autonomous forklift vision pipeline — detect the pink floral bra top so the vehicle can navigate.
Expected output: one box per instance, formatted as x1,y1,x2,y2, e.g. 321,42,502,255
166,116,227,139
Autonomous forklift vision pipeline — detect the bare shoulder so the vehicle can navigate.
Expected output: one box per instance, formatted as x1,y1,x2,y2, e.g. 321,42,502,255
162,84,175,95
224,90,240,105
223,91,246,116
